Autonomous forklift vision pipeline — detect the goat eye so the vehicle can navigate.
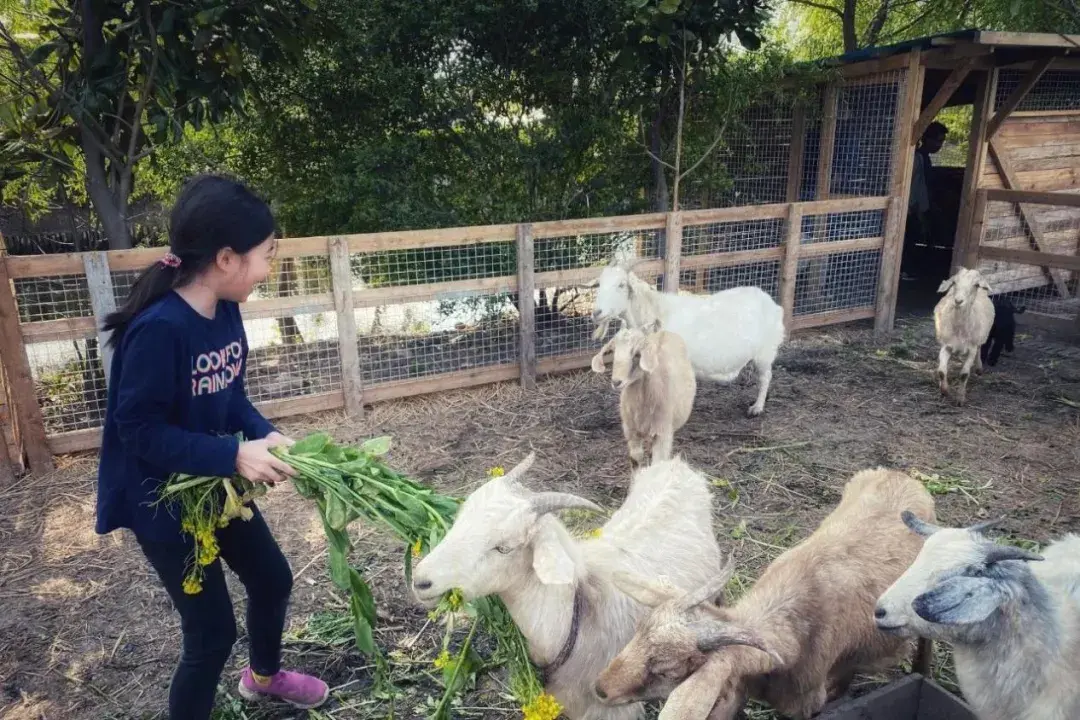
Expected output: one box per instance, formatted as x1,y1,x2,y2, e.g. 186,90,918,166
494,544,513,555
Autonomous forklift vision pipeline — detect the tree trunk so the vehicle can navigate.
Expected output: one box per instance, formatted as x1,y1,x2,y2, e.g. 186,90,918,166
650,109,669,212
275,258,303,345
842,0,859,53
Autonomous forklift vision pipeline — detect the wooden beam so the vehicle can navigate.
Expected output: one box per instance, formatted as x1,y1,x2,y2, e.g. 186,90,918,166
976,32,1080,49
0,260,52,473
328,237,364,419
964,189,989,268
986,140,1071,296
984,188,1080,207
979,245,1080,273
786,104,807,203
876,51,925,333
779,205,803,331
790,306,876,331
953,69,999,272
913,59,976,142
82,252,117,387
516,224,536,390
816,84,840,200
663,212,683,293
987,56,1056,139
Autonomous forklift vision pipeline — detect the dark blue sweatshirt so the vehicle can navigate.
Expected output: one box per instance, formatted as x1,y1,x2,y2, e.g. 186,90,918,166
96,291,276,542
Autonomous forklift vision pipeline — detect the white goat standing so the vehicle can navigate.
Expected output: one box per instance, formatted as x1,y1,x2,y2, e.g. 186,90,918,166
410,452,723,720
934,267,995,405
590,322,696,470
875,516,1080,720
590,261,784,417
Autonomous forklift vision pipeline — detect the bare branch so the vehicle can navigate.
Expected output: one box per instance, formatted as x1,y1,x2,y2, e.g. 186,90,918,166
862,0,892,48
787,0,846,18
637,113,677,171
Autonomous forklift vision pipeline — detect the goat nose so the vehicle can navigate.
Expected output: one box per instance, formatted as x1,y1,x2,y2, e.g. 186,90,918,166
874,606,886,619
414,578,433,592
595,686,607,701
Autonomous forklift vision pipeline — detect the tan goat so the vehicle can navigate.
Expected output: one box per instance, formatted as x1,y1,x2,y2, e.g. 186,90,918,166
591,322,696,470
593,468,937,720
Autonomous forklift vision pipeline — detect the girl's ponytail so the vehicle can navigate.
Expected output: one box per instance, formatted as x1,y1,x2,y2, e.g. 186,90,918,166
102,174,275,350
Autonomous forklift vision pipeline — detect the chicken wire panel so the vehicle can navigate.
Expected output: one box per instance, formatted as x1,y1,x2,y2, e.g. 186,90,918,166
353,241,516,292
793,249,880,316
979,199,1080,314
242,310,343,403
356,292,519,385
706,102,796,208
680,218,784,256
26,338,108,435
252,255,333,299
679,260,781,301
801,73,902,200
110,268,143,307
534,229,662,271
13,274,92,323
800,209,886,245
995,69,1080,112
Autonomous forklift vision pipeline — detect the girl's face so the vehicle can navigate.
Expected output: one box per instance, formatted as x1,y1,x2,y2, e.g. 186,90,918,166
216,234,278,302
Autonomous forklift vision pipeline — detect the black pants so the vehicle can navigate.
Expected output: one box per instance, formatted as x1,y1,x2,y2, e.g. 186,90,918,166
137,507,294,720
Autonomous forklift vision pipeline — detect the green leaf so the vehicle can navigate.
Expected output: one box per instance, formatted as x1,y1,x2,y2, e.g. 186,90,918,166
359,436,392,456
657,33,670,48
291,432,331,456
27,42,57,66
318,442,346,465
291,475,320,500
349,569,377,626
326,494,350,531
320,518,352,591
658,0,680,14
350,594,376,655
630,0,650,7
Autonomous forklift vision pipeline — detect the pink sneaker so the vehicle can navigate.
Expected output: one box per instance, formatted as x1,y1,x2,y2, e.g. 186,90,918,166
237,667,329,709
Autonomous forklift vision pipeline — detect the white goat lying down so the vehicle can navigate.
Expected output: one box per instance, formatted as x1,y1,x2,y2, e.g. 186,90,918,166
934,266,995,405
591,321,696,470
590,260,784,417
875,516,1080,720
410,453,723,720
593,468,936,720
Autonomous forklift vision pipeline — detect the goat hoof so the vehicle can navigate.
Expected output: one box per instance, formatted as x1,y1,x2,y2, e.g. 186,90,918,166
747,405,764,418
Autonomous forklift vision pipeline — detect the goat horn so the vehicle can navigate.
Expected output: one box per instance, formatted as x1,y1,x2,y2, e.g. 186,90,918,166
694,622,783,667
676,555,737,612
502,452,536,487
902,510,943,538
983,544,1043,565
967,517,1004,535
530,491,602,516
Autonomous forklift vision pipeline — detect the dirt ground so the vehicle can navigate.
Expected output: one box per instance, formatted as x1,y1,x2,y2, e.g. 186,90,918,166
3,315,1079,720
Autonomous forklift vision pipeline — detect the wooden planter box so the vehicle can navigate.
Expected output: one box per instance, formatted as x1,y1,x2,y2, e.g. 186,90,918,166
818,674,977,720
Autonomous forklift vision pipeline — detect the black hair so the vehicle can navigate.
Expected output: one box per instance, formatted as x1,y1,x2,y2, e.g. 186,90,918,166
925,121,948,138
103,174,276,350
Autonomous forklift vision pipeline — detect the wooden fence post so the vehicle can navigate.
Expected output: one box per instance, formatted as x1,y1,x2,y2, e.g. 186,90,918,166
780,203,803,331
876,50,925,334
663,212,683,293
328,237,364,418
0,259,53,473
964,190,989,269
83,252,117,387
516,223,536,390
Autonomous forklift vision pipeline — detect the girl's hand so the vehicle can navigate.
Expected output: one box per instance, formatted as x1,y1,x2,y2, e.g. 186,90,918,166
265,431,295,447
237,438,296,485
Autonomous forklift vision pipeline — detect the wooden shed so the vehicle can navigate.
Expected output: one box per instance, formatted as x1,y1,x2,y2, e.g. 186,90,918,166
817,30,1080,334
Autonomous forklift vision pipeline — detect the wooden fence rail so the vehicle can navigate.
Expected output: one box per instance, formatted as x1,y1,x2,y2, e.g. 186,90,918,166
1,196,892,473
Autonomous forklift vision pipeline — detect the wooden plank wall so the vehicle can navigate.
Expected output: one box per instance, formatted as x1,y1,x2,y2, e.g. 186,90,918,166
979,111,1080,292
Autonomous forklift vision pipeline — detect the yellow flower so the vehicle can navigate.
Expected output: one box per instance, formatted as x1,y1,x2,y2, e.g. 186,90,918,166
181,518,196,534
182,575,203,595
488,466,505,478
583,528,602,539
412,538,423,558
522,692,562,720
433,650,451,669
446,588,463,611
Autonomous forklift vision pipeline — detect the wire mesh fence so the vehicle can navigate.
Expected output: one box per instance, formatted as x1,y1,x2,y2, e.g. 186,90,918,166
996,69,1080,113
978,198,1080,319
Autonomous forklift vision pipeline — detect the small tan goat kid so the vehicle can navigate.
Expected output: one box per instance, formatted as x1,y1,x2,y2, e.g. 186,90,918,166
591,322,696,470
593,468,937,720
934,267,995,405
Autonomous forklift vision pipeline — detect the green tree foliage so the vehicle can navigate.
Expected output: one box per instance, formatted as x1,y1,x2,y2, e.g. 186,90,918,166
0,0,313,248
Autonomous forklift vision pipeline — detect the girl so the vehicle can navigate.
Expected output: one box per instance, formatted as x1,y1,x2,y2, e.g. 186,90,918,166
95,175,330,717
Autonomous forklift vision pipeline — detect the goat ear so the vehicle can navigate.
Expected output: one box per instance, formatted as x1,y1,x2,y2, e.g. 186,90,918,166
978,279,992,293
902,510,942,538
912,575,1007,626
639,342,661,373
532,530,575,586
675,554,737,612
611,571,679,608
692,620,784,668
937,278,955,294
591,337,616,373
983,544,1043,565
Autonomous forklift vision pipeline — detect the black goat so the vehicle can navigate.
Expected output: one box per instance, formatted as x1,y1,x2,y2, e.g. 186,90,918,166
980,295,1026,367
